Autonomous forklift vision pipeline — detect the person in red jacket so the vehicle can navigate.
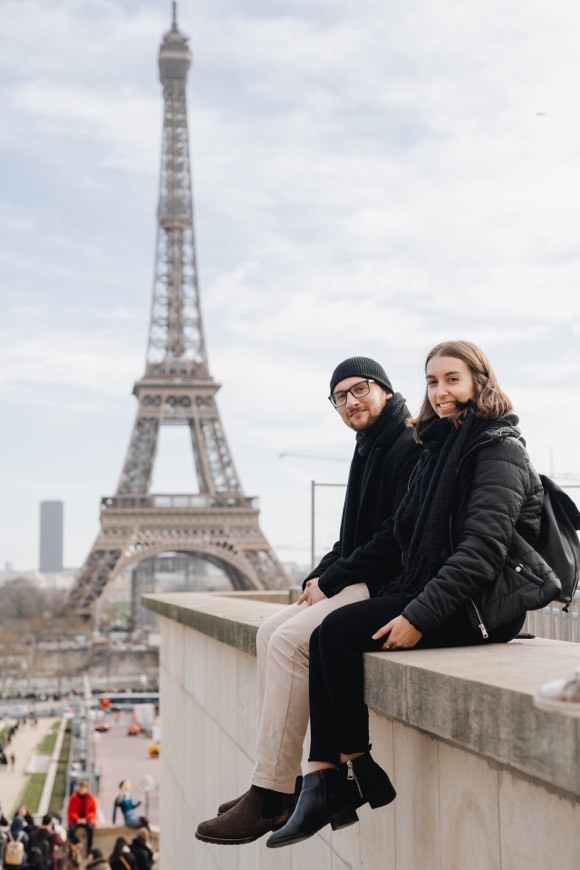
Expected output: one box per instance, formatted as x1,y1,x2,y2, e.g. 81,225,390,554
67,780,98,855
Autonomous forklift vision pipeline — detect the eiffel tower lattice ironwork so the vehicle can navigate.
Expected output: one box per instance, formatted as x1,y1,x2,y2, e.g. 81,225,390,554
66,6,289,618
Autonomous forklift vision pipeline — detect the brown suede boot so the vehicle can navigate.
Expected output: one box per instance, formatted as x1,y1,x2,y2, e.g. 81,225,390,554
196,785,293,845
217,776,302,816
217,790,248,816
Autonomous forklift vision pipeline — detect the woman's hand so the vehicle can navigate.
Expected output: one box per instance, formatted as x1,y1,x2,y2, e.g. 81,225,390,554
372,614,422,650
297,578,327,606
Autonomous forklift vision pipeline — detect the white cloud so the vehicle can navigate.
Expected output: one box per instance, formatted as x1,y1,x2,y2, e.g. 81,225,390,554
11,82,159,173
0,336,139,394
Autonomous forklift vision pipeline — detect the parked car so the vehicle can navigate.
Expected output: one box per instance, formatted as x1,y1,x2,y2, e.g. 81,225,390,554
94,721,111,733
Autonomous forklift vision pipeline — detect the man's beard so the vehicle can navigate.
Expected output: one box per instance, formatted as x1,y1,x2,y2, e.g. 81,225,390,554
347,406,385,432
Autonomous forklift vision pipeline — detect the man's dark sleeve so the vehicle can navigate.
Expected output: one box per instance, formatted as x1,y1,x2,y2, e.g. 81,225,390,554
316,517,401,596
302,539,342,587
317,437,420,597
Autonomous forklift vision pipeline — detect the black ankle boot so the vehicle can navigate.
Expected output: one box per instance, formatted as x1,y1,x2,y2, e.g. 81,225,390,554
342,750,396,810
266,768,358,848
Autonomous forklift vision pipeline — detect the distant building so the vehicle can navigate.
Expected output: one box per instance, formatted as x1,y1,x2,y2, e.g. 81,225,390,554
39,500,64,572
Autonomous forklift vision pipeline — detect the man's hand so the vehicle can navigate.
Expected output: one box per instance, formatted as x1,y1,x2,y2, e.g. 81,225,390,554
372,614,422,650
297,578,327,607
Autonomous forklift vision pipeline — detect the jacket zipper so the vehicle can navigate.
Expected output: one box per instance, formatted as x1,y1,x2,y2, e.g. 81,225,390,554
346,760,363,798
469,598,489,639
451,436,496,640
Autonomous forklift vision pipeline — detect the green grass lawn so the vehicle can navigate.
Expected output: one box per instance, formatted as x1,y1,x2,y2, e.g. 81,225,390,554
14,719,72,816
49,723,71,815
20,772,45,813
38,729,58,754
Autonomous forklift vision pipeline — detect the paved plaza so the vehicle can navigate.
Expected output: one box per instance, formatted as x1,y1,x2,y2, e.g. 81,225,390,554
93,707,160,828
0,716,55,816
0,709,159,830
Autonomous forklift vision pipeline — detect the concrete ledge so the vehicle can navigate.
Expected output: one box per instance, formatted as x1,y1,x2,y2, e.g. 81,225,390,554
143,591,580,799
364,640,580,799
144,591,291,656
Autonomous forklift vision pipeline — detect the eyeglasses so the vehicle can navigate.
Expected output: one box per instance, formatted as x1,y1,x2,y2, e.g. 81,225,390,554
329,379,375,408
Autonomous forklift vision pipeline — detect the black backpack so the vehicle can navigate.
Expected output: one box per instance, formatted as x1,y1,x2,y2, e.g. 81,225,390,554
28,832,51,870
537,474,580,610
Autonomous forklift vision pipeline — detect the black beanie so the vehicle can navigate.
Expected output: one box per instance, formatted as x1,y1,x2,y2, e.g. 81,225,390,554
329,357,393,395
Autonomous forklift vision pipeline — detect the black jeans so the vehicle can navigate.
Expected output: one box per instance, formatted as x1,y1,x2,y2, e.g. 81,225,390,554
308,593,525,762
68,821,94,854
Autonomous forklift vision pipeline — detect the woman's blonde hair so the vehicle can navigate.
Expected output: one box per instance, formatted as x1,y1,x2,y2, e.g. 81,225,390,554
409,340,513,440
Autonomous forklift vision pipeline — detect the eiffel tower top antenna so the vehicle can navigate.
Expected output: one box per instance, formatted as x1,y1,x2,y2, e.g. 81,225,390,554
147,1,209,379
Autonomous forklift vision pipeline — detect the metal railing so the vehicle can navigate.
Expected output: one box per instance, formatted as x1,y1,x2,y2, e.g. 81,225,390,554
524,595,580,643
65,677,100,803
101,493,258,510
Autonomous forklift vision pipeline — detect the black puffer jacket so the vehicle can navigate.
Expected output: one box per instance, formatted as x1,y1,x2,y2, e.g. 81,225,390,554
403,425,561,637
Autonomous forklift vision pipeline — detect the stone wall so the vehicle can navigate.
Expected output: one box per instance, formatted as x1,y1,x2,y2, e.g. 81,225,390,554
144,591,580,870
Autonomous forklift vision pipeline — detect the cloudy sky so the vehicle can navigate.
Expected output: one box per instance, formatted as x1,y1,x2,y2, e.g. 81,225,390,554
1,0,579,574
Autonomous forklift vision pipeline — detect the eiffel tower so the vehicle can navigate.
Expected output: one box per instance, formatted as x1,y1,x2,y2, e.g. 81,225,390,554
66,5,289,619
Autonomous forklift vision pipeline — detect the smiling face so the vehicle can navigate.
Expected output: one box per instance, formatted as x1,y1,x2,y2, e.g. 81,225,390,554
426,354,476,419
333,376,390,431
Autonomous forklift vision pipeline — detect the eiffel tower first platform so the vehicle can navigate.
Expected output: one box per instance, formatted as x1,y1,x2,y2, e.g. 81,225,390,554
66,5,289,619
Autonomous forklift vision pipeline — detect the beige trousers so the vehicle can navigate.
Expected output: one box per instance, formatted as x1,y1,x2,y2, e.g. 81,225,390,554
251,582,370,793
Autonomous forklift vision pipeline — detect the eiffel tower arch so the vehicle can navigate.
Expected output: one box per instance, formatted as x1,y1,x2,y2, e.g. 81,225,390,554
66,5,289,619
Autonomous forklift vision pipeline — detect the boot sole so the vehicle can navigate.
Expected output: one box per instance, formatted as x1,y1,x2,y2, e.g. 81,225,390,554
195,830,267,845
331,807,359,829
267,808,359,848
195,811,290,846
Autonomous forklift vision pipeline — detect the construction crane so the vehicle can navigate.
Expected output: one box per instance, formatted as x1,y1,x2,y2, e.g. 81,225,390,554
279,451,348,463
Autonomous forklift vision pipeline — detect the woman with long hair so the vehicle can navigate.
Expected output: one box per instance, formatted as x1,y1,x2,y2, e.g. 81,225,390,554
108,836,136,870
112,781,147,829
129,828,156,870
268,340,561,847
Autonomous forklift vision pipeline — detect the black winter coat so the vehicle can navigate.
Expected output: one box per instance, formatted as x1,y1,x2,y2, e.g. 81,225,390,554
403,425,560,637
308,398,421,597
130,839,154,870
109,852,136,870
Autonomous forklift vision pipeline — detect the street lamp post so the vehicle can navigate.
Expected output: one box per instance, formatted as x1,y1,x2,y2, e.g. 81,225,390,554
140,774,156,820
310,480,347,570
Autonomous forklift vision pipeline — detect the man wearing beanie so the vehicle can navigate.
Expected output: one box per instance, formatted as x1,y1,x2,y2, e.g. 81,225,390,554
196,357,420,846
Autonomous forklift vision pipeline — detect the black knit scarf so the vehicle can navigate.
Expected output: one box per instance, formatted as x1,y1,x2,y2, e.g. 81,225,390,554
355,391,409,457
393,410,491,594
339,393,410,542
